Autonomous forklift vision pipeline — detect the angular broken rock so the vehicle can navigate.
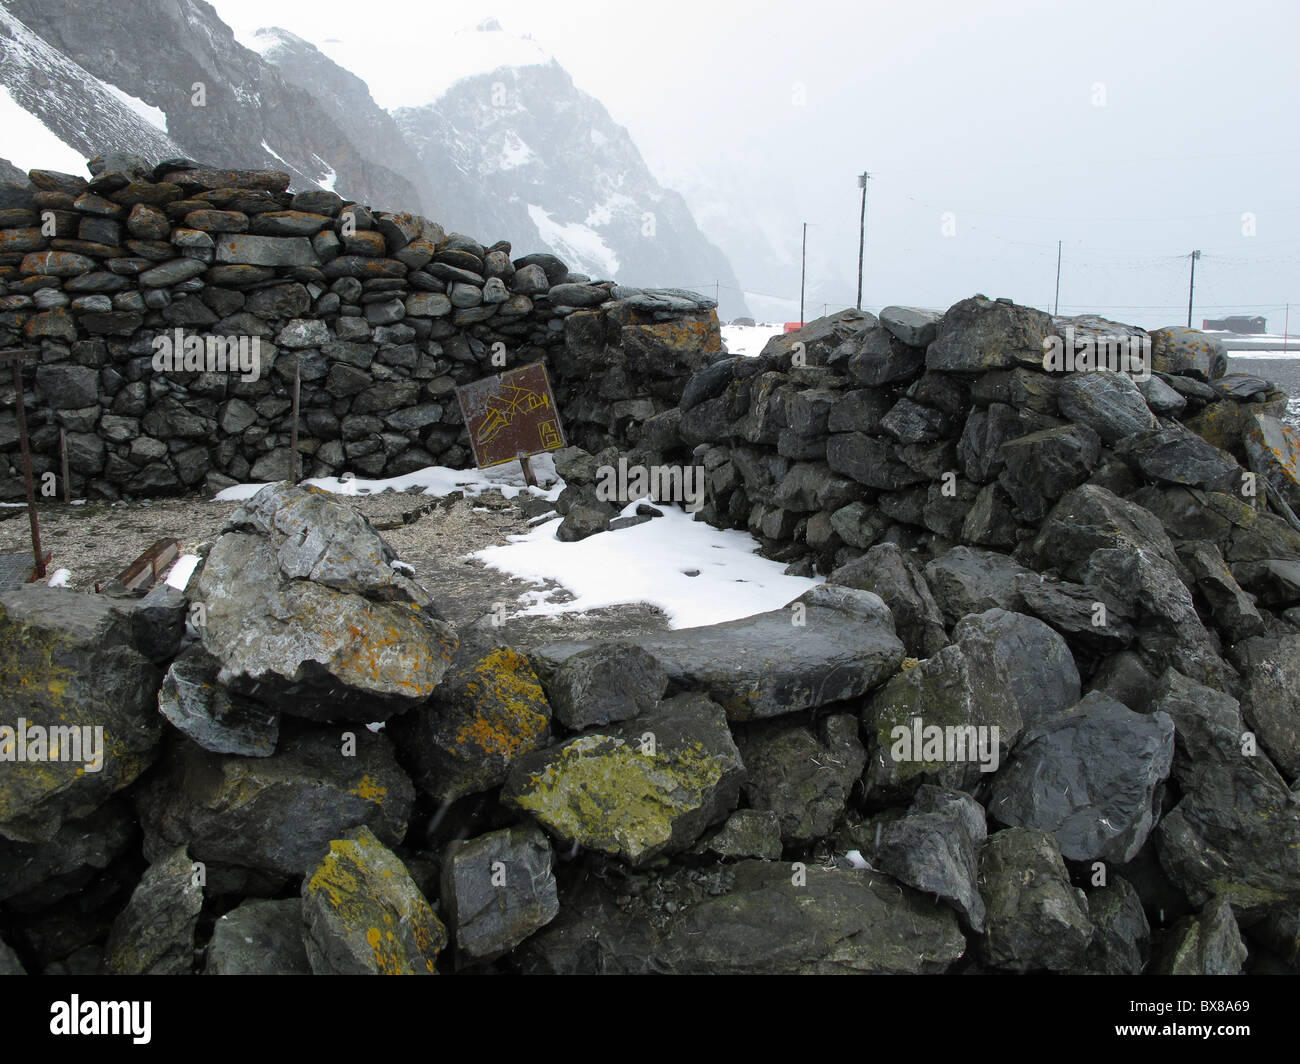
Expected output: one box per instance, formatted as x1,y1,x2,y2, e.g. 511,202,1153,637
135,724,413,878
951,608,1081,730
864,631,1022,793
1177,540,1266,642
925,295,1053,373
1055,370,1158,444
987,691,1175,863
0,938,23,975
923,546,1031,625
196,530,457,722
1151,896,1247,975
1033,484,1179,581
733,714,866,846
542,641,668,730
441,823,559,966
828,543,947,658
978,827,1094,972
1152,672,1300,918
301,826,446,975
206,898,312,975
103,845,203,975
1231,636,1300,780
1243,412,1300,515
532,584,903,722
157,643,280,757
862,785,988,931
502,693,744,866
697,809,783,859
1080,875,1150,975
387,643,552,803
0,800,135,909
0,587,163,843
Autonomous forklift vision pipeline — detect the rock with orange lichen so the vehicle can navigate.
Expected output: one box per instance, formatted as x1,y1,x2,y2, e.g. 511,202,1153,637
195,482,458,722
301,826,445,975
1148,326,1228,381
135,724,413,881
388,642,552,803
1244,412,1300,515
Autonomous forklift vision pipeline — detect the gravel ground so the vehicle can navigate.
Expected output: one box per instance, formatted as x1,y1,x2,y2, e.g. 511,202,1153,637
0,485,672,651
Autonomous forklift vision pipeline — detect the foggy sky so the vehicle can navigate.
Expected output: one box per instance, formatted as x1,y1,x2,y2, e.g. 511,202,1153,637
214,0,1300,330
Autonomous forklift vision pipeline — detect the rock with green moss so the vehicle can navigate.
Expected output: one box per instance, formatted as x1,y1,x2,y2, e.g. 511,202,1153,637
0,937,26,975
864,635,1021,793
1080,875,1150,974
102,846,203,975
978,827,1094,972
0,586,163,843
205,898,311,975
388,641,552,803
301,826,446,975
1152,896,1247,974
502,692,744,866
1231,636,1300,779
135,723,413,879
441,823,559,966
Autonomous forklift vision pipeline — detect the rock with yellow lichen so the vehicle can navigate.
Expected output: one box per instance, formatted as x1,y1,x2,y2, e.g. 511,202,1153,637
1244,412,1300,515
301,826,446,975
194,481,458,723
1149,326,1228,381
135,723,413,881
388,640,552,803
0,586,163,843
502,692,744,866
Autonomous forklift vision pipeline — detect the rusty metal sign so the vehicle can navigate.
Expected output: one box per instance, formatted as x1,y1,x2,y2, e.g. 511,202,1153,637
456,362,566,469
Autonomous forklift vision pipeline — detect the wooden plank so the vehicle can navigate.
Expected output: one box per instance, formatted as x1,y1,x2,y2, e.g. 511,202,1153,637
0,347,40,364
100,538,179,594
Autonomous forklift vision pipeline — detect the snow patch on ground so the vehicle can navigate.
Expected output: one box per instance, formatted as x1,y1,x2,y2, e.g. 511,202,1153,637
93,78,168,133
311,154,338,191
527,203,619,279
722,323,784,358
0,84,86,174
472,497,821,630
211,457,815,629
46,568,71,588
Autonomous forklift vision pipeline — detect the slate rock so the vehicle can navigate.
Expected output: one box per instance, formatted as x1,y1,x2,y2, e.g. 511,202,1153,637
923,546,1032,624
1056,370,1158,443
543,641,669,730
829,543,947,658
102,846,203,975
1152,897,1247,975
205,898,312,975
157,643,280,757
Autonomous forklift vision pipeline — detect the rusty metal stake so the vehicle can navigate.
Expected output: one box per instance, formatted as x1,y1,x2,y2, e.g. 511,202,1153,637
516,450,537,488
59,427,70,503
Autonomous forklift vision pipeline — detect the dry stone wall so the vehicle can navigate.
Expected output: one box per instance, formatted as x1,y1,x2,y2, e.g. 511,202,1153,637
0,154,720,499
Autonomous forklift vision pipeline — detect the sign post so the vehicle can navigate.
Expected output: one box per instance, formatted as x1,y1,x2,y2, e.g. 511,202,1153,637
456,363,566,482
0,347,48,580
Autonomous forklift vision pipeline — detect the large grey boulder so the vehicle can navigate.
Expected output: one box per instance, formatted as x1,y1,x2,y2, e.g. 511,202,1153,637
157,644,280,757
924,546,1032,624
1231,636,1300,780
1152,897,1247,975
441,823,559,966
988,691,1175,863
1056,370,1158,443
1080,876,1150,974
102,846,203,975
926,295,1053,373
533,584,903,722
1149,326,1228,380
195,482,458,721
828,543,947,658
135,725,413,880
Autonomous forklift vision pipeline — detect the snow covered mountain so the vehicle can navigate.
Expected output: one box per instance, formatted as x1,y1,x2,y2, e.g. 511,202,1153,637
0,3,748,318
0,0,423,212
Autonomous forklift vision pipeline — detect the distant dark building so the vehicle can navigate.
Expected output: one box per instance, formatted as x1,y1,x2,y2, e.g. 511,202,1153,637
1202,315,1267,334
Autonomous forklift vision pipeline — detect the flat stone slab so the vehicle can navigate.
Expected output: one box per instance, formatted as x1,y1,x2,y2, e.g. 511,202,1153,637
533,585,903,721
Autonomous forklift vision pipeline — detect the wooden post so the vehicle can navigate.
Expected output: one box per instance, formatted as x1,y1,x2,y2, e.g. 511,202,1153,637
0,348,45,579
516,450,537,488
59,427,70,503
289,363,301,484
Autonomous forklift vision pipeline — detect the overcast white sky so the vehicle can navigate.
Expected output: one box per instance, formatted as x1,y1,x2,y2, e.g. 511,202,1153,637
213,0,1300,329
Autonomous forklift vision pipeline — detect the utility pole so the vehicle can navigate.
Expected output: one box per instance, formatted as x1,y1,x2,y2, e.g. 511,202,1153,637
1186,250,1201,327
856,171,870,311
800,222,807,326
1054,240,1062,315
1285,303,1290,354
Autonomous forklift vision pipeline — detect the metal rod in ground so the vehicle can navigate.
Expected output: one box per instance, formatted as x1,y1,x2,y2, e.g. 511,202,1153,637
10,359,44,579
856,172,869,311
59,428,70,503
289,364,301,484
516,450,537,488
1054,240,1062,315
799,222,807,326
